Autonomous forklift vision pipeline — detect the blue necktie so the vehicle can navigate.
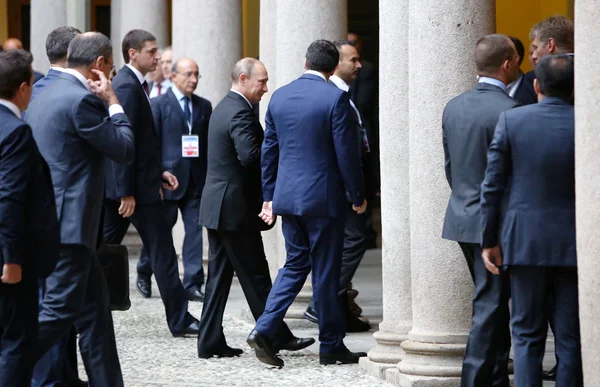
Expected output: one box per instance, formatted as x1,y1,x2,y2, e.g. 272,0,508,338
183,96,191,126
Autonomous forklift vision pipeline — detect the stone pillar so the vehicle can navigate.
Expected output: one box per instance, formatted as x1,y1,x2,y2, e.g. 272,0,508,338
110,0,122,69
172,0,242,105
120,0,169,55
575,1,600,384
30,0,67,74
390,1,495,386
359,0,411,379
66,0,89,32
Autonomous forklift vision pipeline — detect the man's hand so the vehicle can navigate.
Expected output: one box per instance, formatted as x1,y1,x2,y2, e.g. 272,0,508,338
352,199,367,214
88,69,119,106
1,263,22,284
482,246,502,275
162,171,179,191
119,196,136,218
259,201,276,226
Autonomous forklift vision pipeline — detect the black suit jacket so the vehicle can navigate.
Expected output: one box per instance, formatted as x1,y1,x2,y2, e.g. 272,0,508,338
442,82,518,244
199,91,267,231
512,70,537,106
26,72,134,251
151,88,212,201
106,65,162,204
0,105,60,278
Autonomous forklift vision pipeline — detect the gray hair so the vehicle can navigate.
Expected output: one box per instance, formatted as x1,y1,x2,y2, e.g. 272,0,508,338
68,32,112,68
231,58,259,83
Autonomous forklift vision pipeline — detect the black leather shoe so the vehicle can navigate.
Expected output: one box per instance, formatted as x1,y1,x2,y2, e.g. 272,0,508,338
542,364,557,381
66,380,88,387
303,306,319,323
247,329,284,367
198,345,244,359
320,348,367,365
136,274,151,298
278,336,315,352
186,288,204,302
346,315,371,333
172,320,200,337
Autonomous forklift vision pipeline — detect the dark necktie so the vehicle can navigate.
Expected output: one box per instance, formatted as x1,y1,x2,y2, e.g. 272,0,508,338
183,96,191,125
157,83,162,96
142,80,149,96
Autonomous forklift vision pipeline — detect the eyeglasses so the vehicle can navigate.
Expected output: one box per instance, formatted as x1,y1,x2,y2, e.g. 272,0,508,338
105,58,115,71
174,71,201,80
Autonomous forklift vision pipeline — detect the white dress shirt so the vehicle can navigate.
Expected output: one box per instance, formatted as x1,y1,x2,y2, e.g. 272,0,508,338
149,79,172,99
329,74,363,125
478,76,508,92
63,68,124,116
0,99,21,118
230,89,252,108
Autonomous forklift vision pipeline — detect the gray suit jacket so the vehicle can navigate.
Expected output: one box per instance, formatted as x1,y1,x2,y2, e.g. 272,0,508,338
441,82,518,244
26,72,135,251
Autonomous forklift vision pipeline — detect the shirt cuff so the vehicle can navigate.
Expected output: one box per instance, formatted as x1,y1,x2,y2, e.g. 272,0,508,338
108,104,125,117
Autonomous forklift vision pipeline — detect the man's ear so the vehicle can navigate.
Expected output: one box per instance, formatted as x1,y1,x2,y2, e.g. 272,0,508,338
548,38,556,54
128,48,136,63
534,78,541,95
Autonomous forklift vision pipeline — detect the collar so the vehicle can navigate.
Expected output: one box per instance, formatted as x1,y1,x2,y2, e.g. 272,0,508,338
63,68,92,91
161,79,172,87
539,96,570,105
304,70,327,82
125,63,146,85
171,85,190,101
49,66,67,73
329,75,349,91
0,99,21,118
230,89,252,108
478,76,507,92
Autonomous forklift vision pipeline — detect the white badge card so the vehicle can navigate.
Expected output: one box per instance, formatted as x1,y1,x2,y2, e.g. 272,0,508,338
182,135,199,158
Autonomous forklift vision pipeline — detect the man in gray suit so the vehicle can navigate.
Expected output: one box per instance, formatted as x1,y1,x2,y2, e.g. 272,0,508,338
441,34,520,387
26,32,134,386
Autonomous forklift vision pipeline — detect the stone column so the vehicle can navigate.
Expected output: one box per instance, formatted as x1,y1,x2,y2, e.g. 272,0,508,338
66,0,89,32
110,0,122,69
390,1,495,386
30,0,67,74
120,0,169,53
359,0,411,379
172,0,242,105
575,1,600,384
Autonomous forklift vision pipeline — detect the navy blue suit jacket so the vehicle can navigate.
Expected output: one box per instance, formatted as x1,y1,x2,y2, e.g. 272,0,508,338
26,72,134,251
0,105,59,278
151,88,211,201
106,66,162,204
481,97,575,266
262,74,364,219
30,68,62,101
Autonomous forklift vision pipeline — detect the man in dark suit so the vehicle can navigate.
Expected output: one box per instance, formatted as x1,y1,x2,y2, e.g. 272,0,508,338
103,29,200,336
481,54,582,387
0,49,60,387
143,57,210,302
197,58,314,359
442,34,520,387
248,40,367,367
26,32,134,386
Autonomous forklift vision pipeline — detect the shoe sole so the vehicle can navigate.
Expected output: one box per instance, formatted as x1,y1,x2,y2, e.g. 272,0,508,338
247,338,284,367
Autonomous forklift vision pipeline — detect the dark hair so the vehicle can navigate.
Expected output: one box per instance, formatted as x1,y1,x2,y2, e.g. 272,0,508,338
68,32,112,68
332,39,356,51
305,40,339,73
46,26,81,63
122,29,156,63
535,54,574,100
474,34,516,74
0,49,33,99
530,16,574,53
509,36,525,66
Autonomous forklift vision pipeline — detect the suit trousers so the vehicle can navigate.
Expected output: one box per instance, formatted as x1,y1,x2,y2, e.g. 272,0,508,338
459,242,510,387
0,267,38,386
137,182,205,290
510,266,583,387
198,229,294,353
37,244,123,387
255,215,346,353
103,200,196,333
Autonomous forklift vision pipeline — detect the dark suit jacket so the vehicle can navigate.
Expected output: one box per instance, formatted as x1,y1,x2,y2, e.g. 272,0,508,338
349,60,377,139
481,97,575,266
512,70,537,106
262,74,364,219
106,65,162,204
0,105,59,278
199,91,266,231
442,82,519,244
33,71,45,84
26,72,134,251
151,88,212,201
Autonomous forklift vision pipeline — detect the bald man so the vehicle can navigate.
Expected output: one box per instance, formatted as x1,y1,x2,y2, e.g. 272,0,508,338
2,38,45,83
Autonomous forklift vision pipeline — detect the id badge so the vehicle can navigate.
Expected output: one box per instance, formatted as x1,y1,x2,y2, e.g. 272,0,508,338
182,135,199,158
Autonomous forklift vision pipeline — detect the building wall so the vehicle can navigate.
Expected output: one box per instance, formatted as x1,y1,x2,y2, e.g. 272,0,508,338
0,0,7,42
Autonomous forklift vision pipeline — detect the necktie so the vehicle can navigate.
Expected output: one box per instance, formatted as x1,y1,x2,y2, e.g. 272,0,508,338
157,83,162,96
142,81,149,95
183,96,191,125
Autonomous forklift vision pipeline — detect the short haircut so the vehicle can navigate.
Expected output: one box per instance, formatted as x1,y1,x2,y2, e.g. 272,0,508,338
509,36,525,66
535,54,574,100
231,57,259,83
46,26,81,63
305,40,339,73
68,32,112,68
530,16,574,52
474,34,516,74
0,49,33,99
332,39,356,51
121,29,156,63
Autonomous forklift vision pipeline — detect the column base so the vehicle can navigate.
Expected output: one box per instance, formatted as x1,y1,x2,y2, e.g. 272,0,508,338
367,330,407,364
387,368,461,387
398,340,465,377
359,356,398,380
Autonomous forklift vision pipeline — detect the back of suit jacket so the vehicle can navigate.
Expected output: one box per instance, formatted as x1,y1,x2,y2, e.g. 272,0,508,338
442,82,518,244
106,65,162,204
199,91,265,231
152,88,212,201
26,72,134,251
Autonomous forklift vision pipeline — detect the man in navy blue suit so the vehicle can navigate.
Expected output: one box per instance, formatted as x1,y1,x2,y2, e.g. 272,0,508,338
0,49,60,387
27,32,135,386
248,40,367,367
481,54,582,387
